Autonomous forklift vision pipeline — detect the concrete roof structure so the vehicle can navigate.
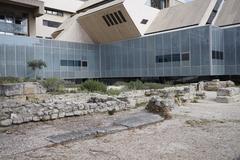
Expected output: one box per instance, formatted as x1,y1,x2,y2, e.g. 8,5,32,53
77,0,124,16
145,0,213,34
215,0,240,27
77,0,117,12
42,0,83,13
0,0,45,16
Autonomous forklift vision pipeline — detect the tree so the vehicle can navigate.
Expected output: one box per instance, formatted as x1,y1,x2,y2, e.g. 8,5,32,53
27,59,47,79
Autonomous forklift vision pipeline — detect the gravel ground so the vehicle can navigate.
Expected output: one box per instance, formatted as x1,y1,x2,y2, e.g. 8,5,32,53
1,91,240,160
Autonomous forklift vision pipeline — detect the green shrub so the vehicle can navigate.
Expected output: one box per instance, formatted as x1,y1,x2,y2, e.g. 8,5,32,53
41,78,65,93
80,80,107,93
127,80,144,90
107,88,121,96
0,77,22,84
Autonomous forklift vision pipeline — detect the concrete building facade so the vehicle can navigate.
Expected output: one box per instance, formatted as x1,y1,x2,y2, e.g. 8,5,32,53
0,0,240,80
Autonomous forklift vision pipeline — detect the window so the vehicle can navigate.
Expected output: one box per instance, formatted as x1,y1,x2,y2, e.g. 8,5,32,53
172,54,180,62
150,0,169,9
141,19,148,24
45,8,64,17
118,11,126,22
102,16,110,26
0,15,4,22
102,10,127,27
212,50,223,60
106,15,114,25
82,61,88,67
110,13,118,24
156,52,190,63
156,55,164,63
164,55,171,62
182,53,190,61
43,20,61,28
5,16,13,23
114,12,122,23
61,60,82,67
15,18,22,25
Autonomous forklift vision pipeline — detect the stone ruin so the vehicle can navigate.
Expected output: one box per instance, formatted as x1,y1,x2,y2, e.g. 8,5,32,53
0,82,46,96
145,84,206,119
216,87,240,103
204,79,235,91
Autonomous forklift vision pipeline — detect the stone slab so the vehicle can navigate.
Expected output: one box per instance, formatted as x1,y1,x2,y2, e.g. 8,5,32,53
47,126,127,144
47,111,163,144
114,112,164,128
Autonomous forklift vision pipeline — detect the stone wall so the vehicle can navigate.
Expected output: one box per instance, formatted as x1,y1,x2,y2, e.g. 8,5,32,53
0,84,204,127
0,82,46,96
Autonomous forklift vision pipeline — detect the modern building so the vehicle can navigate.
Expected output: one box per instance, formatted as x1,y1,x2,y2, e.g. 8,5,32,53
0,0,83,38
36,0,83,39
0,0,44,36
0,0,240,80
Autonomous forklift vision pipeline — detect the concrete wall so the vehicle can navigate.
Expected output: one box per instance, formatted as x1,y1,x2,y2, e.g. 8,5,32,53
54,15,94,44
36,12,72,38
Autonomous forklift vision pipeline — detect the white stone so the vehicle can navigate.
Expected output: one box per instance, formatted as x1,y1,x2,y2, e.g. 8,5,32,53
73,110,82,116
33,116,40,122
0,119,12,126
58,112,66,118
51,114,58,119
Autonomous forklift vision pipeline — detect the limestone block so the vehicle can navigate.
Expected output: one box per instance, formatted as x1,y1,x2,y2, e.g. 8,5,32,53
0,119,12,127
33,116,40,122
217,87,240,97
0,82,46,96
73,110,82,116
58,112,66,118
50,114,58,120
216,95,240,103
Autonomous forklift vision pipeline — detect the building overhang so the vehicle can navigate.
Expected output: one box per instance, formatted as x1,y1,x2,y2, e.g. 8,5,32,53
76,0,141,43
0,0,44,17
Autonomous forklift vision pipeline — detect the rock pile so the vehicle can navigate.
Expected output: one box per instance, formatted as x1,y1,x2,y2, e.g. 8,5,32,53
216,87,240,103
146,96,176,119
0,82,46,96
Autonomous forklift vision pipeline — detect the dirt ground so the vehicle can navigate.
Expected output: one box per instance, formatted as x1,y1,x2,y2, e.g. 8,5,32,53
0,91,240,160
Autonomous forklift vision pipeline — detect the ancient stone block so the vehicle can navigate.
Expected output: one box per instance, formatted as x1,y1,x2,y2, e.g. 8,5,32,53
0,82,46,96
216,95,240,103
217,87,240,97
